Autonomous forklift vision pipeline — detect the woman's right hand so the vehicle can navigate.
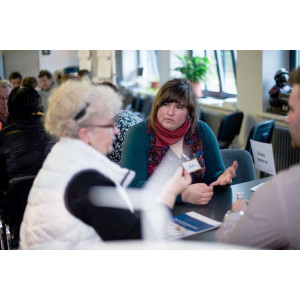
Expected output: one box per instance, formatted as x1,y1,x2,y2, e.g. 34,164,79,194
181,183,213,205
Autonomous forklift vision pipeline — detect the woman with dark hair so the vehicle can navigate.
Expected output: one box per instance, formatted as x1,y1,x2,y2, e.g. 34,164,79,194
121,77,238,205
22,77,38,89
0,86,55,237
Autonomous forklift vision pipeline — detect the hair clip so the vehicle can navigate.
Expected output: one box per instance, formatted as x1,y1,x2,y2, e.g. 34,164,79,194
72,102,90,121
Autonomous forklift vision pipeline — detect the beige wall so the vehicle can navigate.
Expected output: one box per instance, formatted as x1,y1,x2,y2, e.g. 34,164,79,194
236,50,263,147
3,50,39,79
1,50,78,80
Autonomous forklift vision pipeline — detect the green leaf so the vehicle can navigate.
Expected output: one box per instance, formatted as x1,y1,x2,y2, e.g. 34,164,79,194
173,54,211,82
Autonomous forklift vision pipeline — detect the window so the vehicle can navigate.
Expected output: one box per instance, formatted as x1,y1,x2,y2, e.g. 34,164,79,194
290,50,300,70
118,50,160,89
119,50,237,99
138,50,160,82
170,50,237,99
170,50,189,78
192,50,237,99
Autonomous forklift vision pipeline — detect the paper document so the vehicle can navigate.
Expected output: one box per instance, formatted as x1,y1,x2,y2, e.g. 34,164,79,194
166,211,222,240
250,140,276,175
250,182,265,192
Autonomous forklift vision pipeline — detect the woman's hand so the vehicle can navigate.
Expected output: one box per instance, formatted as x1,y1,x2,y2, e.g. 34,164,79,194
181,183,214,205
210,161,238,187
160,167,192,209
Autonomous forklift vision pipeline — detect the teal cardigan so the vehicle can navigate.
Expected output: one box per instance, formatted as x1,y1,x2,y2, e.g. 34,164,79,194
121,120,225,200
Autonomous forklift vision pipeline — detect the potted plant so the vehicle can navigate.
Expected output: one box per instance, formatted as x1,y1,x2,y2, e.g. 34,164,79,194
150,76,160,90
174,54,210,97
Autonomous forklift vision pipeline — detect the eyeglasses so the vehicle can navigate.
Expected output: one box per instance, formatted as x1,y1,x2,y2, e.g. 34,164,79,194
85,122,117,129
0,96,9,102
72,102,90,121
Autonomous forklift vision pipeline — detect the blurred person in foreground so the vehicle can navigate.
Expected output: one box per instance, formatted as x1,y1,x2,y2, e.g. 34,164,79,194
216,67,300,249
19,80,191,250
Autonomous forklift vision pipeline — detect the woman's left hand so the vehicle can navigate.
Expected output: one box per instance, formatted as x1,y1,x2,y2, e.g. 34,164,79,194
210,161,238,187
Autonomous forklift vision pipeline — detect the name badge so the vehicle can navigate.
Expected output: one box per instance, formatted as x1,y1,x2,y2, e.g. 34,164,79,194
182,158,202,173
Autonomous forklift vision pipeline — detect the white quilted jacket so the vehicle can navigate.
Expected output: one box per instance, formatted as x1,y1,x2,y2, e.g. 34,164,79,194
19,137,135,250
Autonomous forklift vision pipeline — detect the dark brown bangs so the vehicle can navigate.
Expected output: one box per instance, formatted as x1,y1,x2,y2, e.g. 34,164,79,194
161,97,185,106
161,90,189,108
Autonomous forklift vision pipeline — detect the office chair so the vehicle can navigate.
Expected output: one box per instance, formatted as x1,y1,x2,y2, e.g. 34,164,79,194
200,110,225,137
0,209,11,250
220,149,256,185
217,111,244,149
5,175,35,247
140,95,154,119
245,119,275,158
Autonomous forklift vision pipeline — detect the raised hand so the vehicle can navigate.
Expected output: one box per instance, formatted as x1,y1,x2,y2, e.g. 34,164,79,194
210,161,238,187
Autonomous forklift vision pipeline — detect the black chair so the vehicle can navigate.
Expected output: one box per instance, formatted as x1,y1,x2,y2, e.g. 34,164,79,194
220,149,256,185
5,175,35,246
0,210,11,250
245,119,275,158
201,109,225,136
217,111,244,149
140,95,154,119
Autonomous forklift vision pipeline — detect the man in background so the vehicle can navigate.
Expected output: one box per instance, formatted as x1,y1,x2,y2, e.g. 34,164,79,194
9,71,22,88
38,70,56,113
38,70,55,92
0,80,12,129
216,67,300,249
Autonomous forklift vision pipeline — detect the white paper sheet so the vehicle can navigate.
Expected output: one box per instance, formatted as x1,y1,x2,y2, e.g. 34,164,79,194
250,139,276,175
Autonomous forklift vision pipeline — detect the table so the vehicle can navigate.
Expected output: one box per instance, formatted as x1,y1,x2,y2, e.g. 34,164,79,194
172,177,270,242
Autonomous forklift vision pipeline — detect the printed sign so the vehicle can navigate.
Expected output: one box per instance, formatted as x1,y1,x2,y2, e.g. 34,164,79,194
250,139,276,175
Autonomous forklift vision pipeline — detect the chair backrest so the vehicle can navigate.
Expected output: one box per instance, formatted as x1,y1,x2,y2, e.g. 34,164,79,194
201,110,225,136
245,119,275,157
217,111,244,149
7,175,35,240
220,149,256,185
140,95,154,119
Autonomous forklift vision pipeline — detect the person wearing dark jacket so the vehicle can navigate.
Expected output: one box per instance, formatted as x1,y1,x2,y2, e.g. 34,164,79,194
0,85,55,238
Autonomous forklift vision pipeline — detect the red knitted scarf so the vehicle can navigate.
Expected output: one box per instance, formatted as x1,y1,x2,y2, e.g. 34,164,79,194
154,117,190,147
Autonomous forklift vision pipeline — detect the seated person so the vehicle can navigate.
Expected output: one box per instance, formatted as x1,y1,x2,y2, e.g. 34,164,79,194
0,80,12,129
22,76,38,89
0,85,55,237
77,69,92,81
38,70,57,113
108,109,142,163
216,67,300,249
19,80,191,249
98,82,143,164
9,71,22,88
121,78,237,205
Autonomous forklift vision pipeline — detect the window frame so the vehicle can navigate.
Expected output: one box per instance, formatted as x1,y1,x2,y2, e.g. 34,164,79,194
117,50,238,99
290,50,297,70
197,50,237,99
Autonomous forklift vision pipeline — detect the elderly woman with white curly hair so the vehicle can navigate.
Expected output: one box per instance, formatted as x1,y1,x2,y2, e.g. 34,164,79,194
19,80,191,249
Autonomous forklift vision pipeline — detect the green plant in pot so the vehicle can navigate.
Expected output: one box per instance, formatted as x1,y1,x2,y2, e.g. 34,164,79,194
174,55,210,97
